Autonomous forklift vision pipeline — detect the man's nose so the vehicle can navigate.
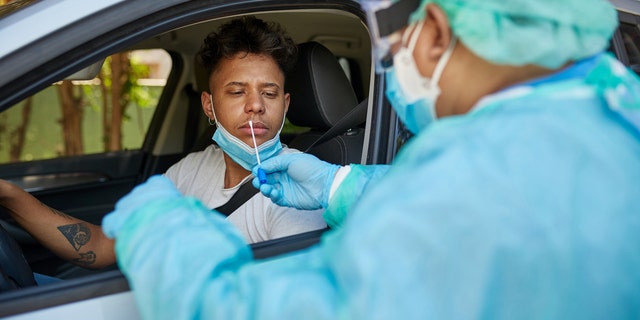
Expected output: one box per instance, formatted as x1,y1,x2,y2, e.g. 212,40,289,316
245,92,265,114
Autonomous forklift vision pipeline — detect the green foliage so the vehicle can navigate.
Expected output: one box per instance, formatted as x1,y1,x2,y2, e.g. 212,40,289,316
282,118,310,135
82,55,157,123
0,49,170,163
128,58,155,110
0,86,159,163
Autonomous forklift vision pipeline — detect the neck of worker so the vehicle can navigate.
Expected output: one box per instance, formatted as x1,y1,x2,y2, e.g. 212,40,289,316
436,42,564,118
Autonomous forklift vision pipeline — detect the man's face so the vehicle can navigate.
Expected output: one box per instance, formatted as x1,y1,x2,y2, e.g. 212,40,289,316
203,52,289,147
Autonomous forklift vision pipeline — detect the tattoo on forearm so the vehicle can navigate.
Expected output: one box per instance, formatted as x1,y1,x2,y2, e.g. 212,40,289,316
73,251,96,266
45,204,73,220
58,223,91,251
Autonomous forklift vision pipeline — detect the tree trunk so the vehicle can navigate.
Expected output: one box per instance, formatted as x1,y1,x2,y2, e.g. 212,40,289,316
108,53,130,151
57,81,84,156
98,71,110,150
8,97,33,161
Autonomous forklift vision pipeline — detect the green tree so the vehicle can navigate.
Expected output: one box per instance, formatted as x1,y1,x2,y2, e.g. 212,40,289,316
57,81,84,156
7,97,32,162
57,51,152,155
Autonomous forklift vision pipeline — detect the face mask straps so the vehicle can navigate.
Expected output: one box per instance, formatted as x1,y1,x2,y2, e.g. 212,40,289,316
431,34,457,89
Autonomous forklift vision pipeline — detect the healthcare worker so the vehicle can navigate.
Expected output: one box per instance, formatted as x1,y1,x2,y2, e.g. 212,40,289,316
103,0,640,319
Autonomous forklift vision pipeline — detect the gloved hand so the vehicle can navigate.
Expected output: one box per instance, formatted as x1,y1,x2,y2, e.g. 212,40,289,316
102,175,182,239
252,153,341,210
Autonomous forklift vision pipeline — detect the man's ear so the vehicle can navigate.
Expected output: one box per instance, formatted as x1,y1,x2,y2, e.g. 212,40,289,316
423,3,453,60
201,91,213,119
283,92,290,114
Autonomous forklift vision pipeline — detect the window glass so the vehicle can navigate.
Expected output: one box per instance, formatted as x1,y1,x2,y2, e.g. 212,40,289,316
619,22,640,74
0,49,172,163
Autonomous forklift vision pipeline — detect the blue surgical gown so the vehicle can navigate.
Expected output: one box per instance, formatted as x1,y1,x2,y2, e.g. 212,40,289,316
103,53,640,319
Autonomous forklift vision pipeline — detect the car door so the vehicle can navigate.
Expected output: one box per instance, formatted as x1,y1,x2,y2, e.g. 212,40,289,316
0,50,183,279
0,0,190,278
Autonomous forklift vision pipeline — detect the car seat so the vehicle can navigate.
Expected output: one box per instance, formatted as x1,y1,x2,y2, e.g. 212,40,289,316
285,41,366,165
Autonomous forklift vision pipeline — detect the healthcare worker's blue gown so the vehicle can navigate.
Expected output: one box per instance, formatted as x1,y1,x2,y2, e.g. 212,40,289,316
103,53,640,319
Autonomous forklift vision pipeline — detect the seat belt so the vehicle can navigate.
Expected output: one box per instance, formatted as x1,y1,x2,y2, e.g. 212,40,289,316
213,98,367,216
304,98,368,152
214,180,259,217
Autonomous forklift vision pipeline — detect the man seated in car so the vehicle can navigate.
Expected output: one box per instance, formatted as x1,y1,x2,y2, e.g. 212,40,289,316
0,16,326,274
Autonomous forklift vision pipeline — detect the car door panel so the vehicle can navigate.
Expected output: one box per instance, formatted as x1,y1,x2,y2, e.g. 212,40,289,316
0,150,145,265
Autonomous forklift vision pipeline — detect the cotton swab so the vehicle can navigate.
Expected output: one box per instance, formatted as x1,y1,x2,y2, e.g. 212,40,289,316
249,120,268,184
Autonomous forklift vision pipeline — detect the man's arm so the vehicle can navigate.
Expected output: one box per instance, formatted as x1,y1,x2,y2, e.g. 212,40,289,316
0,179,115,269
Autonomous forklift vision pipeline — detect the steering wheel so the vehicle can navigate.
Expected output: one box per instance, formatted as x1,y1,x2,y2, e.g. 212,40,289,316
0,222,36,292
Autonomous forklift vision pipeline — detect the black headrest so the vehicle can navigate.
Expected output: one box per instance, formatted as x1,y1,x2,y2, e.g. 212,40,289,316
285,42,359,130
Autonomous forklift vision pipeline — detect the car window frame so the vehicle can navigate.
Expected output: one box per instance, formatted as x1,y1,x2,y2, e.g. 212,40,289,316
0,0,189,107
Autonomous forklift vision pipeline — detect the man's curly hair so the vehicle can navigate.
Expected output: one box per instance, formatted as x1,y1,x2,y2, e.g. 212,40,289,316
198,16,298,81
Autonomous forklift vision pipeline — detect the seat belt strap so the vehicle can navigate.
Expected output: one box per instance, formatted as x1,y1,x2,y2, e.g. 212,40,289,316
214,180,259,217
304,98,368,152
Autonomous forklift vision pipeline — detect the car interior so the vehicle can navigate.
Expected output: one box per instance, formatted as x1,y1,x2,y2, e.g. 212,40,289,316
0,8,374,291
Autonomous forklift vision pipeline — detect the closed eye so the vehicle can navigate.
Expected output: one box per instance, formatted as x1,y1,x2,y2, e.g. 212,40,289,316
228,89,245,96
263,91,278,98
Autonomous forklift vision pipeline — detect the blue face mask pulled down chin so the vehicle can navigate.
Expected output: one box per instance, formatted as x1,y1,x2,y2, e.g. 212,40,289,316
209,96,284,171
212,123,283,171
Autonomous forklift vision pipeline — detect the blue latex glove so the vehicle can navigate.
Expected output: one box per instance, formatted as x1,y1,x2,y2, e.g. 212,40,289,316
252,153,340,210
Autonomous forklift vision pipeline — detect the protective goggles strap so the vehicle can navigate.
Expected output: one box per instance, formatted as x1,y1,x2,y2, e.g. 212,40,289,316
375,0,421,37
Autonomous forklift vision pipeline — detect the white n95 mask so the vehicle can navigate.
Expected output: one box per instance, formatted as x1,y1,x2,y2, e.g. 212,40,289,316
385,20,456,134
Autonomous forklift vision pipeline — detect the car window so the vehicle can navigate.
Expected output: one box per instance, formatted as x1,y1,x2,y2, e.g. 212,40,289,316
0,49,171,163
618,21,640,74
